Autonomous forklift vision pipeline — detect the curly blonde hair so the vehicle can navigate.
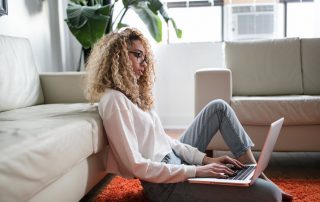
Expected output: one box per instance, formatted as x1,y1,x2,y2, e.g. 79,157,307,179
85,28,155,111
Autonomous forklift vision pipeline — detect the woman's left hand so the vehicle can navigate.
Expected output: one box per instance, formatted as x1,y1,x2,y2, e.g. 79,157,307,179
202,155,244,169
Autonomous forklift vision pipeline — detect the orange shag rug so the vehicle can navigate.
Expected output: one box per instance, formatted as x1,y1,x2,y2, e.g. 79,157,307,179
94,176,320,202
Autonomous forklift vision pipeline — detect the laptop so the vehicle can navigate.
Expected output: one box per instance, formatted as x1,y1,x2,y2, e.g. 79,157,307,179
188,117,284,187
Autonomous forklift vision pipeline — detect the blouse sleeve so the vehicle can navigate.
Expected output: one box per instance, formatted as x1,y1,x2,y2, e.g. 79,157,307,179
101,107,197,183
166,137,206,165
152,111,206,165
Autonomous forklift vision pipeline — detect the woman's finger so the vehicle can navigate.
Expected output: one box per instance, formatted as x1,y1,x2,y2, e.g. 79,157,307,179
223,156,245,168
229,159,245,169
210,171,229,179
211,164,235,176
234,159,245,168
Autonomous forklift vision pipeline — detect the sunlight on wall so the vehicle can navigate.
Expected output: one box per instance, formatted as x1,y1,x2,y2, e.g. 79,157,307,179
287,2,320,38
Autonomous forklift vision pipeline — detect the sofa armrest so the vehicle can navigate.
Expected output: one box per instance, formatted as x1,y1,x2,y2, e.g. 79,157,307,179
194,68,232,116
40,72,88,104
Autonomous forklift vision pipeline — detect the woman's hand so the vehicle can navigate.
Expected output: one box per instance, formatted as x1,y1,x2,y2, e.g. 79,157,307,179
195,155,245,178
202,155,244,169
195,163,236,178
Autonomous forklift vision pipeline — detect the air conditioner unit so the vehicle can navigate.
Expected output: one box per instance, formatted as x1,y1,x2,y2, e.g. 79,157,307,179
225,4,277,41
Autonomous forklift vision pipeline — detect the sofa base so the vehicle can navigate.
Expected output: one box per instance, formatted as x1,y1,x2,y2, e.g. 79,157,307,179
207,125,320,152
29,147,109,202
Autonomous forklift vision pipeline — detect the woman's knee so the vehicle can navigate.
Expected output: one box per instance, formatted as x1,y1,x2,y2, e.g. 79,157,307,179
206,99,230,112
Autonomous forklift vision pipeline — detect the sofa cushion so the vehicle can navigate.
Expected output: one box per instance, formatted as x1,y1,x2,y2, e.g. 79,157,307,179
225,38,303,96
0,35,44,112
301,38,320,95
231,95,320,126
0,103,106,201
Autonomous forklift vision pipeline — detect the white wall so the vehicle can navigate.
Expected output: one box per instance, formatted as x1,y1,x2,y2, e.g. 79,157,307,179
0,0,79,72
153,42,223,128
287,2,320,38
0,1,223,128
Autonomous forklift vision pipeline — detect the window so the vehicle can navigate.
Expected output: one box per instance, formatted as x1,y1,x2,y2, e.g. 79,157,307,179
116,0,319,43
166,1,222,43
287,1,320,38
224,3,284,41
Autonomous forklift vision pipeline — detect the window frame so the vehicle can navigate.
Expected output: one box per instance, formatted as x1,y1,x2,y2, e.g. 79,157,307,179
165,0,315,42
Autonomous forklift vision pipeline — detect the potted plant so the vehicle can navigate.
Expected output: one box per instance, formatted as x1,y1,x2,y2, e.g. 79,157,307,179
65,0,181,68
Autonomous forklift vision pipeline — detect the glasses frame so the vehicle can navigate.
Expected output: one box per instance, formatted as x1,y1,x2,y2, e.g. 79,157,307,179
129,51,148,65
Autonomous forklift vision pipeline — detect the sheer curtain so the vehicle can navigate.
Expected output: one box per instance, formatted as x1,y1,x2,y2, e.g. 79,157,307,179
58,0,83,71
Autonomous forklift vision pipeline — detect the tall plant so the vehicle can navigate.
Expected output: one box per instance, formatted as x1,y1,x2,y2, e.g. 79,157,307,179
65,0,182,50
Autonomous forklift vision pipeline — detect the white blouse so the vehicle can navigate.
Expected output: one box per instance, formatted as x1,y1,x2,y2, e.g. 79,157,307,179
98,89,205,183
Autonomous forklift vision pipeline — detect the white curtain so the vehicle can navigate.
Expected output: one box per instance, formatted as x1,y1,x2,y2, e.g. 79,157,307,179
56,0,83,71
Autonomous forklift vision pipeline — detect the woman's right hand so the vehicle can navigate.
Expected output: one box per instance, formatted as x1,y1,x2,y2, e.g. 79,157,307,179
195,163,236,178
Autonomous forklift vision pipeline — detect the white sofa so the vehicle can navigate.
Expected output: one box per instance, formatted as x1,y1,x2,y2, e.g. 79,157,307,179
195,37,320,152
0,35,109,201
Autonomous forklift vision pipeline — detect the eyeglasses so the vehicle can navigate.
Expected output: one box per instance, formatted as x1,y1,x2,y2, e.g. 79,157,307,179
129,50,148,65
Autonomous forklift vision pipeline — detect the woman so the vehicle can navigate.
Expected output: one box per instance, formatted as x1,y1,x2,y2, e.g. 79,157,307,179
85,28,291,202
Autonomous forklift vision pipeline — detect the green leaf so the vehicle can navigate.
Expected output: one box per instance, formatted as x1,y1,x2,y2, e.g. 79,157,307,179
158,6,169,22
158,6,182,38
70,0,88,6
147,0,162,15
122,0,138,8
65,3,112,48
170,18,182,38
65,0,182,46
130,1,162,42
117,22,129,29
96,3,113,15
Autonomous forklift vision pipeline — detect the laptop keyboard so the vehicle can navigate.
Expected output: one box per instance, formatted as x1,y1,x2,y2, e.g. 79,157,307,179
227,165,256,180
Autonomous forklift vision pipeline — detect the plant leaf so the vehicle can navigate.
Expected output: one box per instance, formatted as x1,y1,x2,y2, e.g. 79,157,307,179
147,0,162,14
122,0,138,8
70,0,88,6
65,3,111,48
158,5,182,38
158,5,169,22
130,1,162,42
169,18,182,38
117,22,129,29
